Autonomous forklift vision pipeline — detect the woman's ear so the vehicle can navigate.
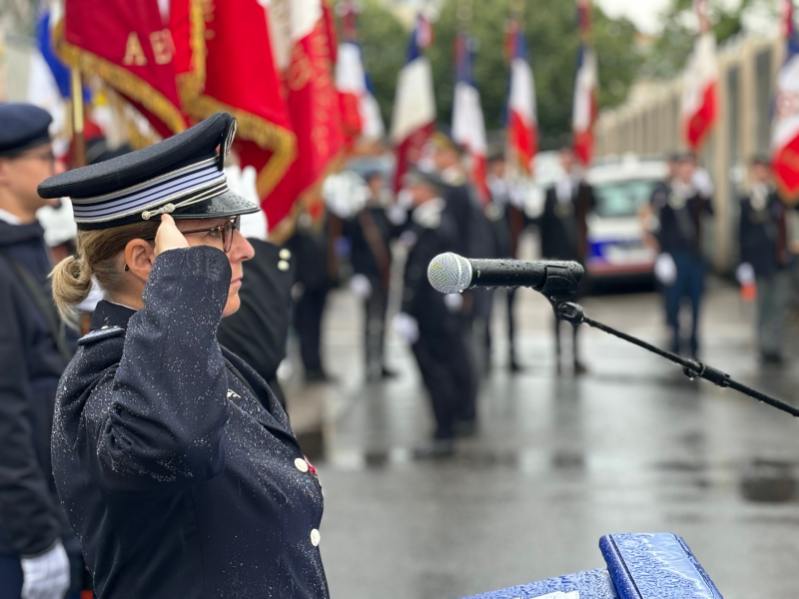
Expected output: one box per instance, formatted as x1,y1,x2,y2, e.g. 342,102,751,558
123,238,156,281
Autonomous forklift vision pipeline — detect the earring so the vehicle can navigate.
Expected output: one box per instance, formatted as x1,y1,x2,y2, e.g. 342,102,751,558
124,264,130,272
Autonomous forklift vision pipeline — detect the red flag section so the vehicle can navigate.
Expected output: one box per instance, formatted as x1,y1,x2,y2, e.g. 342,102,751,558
57,0,186,138
266,0,346,234
772,0,799,201
170,0,297,228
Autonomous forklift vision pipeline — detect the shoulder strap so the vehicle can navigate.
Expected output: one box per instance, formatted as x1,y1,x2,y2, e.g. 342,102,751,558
0,253,72,363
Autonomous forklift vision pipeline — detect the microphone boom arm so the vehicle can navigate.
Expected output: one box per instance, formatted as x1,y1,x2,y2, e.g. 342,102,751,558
555,300,799,418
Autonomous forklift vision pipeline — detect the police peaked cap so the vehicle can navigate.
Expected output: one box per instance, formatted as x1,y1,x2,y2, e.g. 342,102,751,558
0,103,52,156
38,112,259,230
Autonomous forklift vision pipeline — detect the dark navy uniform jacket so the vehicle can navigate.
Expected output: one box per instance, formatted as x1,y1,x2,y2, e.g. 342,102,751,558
738,187,791,278
0,219,71,557
650,182,714,257
401,200,460,334
540,181,595,263
52,247,328,598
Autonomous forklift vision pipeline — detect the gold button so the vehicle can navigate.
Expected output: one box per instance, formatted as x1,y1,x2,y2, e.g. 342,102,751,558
310,528,321,547
294,457,309,473
278,260,290,272
280,249,291,260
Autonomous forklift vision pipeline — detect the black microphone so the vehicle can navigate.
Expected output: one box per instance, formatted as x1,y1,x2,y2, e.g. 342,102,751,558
427,252,584,297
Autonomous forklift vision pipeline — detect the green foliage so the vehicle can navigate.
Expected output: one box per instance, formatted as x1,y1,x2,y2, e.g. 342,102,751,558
641,0,776,79
347,0,641,149
352,0,410,135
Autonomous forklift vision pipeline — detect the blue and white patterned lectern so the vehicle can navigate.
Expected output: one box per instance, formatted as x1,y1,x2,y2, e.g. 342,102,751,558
464,532,724,599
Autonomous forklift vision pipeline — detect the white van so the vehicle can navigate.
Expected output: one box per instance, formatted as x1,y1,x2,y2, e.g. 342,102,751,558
586,157,668,281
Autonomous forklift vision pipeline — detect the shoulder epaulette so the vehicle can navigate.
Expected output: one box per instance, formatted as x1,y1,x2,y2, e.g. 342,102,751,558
78,325,125,346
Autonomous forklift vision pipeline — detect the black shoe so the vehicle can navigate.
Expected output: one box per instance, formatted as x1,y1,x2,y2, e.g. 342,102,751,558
573,361,589,376
305,369,336,384
412,439,456,460
760,352,785,366
380,366,400,380
454,420,478,438
509,359,525,373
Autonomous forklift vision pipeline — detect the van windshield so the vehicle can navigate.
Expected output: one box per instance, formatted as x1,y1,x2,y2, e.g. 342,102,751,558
593,179,659,218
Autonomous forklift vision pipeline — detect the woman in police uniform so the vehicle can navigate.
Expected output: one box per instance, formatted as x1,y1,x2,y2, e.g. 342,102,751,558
40,114,329,598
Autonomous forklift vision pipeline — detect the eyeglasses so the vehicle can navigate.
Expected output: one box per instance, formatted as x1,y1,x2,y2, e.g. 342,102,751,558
179,216,241,253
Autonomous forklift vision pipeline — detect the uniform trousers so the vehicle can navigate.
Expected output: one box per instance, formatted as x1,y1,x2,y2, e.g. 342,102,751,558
756,270,791,356
664,251,706,355
294,287,328,375
362,282,389,378
411,328,476,440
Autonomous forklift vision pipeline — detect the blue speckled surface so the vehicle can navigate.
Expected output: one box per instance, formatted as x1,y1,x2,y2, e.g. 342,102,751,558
463,533,724,599
463,568,617,599
600,533,723,599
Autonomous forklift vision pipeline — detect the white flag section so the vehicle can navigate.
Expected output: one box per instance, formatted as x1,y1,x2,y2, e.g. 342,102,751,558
772,52,799,151
509,58,537,140
453,83,487,160
267,0,322,71
572,48,597,134
336,42,384,141
390,58,435,144
681,32,718,149
26,53,66,154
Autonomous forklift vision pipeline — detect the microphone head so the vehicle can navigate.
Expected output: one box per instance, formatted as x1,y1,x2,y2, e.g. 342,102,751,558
427,252,472,294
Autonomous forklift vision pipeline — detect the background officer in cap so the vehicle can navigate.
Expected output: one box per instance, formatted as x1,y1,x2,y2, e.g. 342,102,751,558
737,156,792,365
41,113,329,598
0,103,80,599
394,167,477,458
344,170,399,382
649,152,714,358
540,146,595,374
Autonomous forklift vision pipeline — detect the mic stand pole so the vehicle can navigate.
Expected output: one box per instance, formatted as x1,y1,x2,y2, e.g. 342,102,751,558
554,300,799,418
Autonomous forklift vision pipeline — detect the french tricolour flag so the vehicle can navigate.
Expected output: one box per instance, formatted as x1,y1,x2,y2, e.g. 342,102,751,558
452,32,489,202
337,41,385,144
572,43,598,166
506,23,537,174
772,0,799,200
681,0,718,150
390,13,435,192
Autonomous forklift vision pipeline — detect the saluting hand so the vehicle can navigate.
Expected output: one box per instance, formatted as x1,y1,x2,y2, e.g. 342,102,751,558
154,214,190,256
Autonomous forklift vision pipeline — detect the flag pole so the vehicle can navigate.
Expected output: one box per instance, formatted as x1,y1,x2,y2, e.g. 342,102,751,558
70,67,86,167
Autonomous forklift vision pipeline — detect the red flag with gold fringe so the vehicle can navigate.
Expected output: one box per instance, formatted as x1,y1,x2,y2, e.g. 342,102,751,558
170,0,297,229
57,0,186,138
266,0,346,236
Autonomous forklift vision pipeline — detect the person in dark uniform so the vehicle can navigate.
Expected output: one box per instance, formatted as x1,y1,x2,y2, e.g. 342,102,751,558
287,209,336,383
540,147,595,374
649,152,714,358
427,133,488,428
736,156,792,365
0,103,83,599
394,168,477,458
487,153,527,372
217,231,294,406
40,113,329,598
345,170,398,382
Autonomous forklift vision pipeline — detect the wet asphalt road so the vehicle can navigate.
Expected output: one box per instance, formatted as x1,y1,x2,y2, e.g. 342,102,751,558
285,280,799,599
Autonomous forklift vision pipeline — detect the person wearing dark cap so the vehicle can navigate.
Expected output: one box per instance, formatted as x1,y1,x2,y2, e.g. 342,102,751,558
0,103,83,599
540,146,595,374
737,156,792,365
40,113,329,598
394,167,477,458
649,152,714,358
344,170,399,382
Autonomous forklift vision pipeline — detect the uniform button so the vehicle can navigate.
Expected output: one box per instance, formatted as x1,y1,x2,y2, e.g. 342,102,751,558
294,457,309,473
278,260,290,272
310,528,321,547
279,249,291,260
